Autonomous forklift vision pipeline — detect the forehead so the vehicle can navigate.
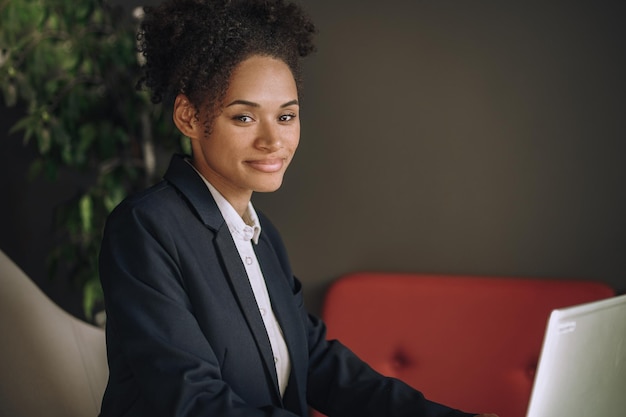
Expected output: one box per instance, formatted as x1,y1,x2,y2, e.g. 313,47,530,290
224,55,298,103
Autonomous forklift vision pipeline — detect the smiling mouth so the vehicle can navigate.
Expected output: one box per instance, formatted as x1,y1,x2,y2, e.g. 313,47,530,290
245,158,285,173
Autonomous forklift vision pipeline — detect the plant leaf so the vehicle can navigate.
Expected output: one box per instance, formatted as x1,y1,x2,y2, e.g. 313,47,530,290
79,194,93,234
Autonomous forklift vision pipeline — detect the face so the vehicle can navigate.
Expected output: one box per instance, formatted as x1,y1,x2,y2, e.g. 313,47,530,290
175,55,300,213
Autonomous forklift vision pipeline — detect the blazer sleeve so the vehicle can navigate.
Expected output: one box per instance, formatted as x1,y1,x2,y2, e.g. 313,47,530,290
258,215,475,417
305,317,474,417
99,201,300,417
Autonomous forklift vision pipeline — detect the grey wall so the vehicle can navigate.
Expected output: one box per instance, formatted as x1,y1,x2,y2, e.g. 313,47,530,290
1,1,624,318
253,1,626,312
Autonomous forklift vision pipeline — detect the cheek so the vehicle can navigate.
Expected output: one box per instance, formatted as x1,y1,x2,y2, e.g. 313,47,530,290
288,126,301,151
291,136,300,152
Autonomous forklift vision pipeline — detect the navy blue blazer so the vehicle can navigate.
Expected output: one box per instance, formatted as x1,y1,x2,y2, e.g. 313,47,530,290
99,154,474,417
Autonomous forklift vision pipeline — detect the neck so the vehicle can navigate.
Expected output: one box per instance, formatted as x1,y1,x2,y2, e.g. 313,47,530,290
189,159,251,218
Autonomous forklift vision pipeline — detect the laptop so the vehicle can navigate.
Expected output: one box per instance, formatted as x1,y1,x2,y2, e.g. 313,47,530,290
525,292,626,417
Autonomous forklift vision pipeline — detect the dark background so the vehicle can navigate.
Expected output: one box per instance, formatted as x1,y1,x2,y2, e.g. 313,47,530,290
1,0,624,319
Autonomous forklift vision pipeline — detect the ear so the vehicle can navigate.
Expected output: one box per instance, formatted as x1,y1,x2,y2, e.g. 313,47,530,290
173,94,201,139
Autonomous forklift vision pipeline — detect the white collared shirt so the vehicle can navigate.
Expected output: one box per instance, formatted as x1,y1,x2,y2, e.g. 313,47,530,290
191,167,291,397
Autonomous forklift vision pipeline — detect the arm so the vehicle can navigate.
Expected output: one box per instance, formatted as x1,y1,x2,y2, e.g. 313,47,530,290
257,214,474,417
258,213,497,417
303,313,475,417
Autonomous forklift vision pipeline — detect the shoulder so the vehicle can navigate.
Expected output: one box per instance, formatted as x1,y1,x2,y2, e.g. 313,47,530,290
110,180,181,222
105,178,210,240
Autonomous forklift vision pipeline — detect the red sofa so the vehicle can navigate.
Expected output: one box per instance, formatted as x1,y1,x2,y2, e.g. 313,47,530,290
313,273,614,417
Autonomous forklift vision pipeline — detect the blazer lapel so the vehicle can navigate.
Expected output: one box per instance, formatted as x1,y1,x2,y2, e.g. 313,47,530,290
254,237,308,416
214,227,283,401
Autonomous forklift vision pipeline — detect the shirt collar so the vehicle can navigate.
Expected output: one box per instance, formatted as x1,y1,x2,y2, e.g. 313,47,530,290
186,160,261,244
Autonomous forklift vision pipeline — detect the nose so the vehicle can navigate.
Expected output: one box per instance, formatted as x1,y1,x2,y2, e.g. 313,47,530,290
255,120,282,152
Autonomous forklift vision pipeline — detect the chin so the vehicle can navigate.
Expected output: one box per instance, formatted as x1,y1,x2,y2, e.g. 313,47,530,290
254,185,283,194
248,169,289,193
253,179,284,193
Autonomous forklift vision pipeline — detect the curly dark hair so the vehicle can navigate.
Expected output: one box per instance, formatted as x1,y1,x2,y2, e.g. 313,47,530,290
136,0,317,116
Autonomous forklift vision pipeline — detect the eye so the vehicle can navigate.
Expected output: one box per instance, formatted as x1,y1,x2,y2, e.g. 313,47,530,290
279,113,297,122
233,115,254,123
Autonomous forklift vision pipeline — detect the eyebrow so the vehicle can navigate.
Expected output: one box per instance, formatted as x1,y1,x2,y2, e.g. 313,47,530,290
225,99,299,108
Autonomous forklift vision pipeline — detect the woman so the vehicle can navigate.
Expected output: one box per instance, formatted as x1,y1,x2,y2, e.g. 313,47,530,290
99,1,497,416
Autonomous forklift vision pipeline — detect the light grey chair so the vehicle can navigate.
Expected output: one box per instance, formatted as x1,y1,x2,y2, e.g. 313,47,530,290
0,249,108,417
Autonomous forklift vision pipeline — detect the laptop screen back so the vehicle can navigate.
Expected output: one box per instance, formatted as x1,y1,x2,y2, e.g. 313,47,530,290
526,293,626,417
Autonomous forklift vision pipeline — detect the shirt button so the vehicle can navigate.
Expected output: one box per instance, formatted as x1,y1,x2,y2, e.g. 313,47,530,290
274,357,279,364
260,308,266,316
245,256,253,265
243,226,254,240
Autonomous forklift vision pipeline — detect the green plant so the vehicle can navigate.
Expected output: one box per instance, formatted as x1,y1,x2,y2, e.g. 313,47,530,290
0,0,186,320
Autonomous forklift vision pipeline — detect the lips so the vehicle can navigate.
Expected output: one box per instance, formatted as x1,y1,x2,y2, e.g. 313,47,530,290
245,158,286,173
